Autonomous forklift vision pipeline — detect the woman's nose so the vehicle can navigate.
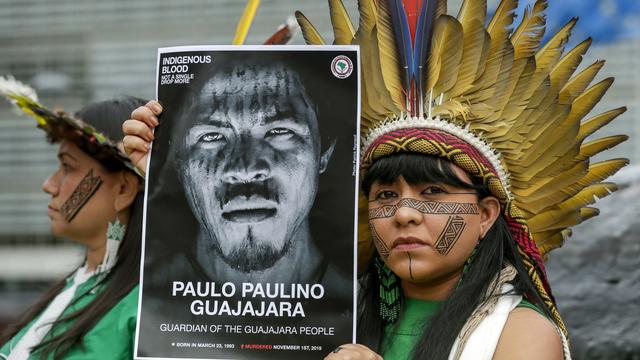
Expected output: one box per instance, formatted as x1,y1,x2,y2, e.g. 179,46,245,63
394,202,423,226
42,171,59,196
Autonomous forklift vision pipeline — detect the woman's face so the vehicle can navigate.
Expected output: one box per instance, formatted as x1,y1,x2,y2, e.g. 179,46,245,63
42,140,124,245
367,164,493,286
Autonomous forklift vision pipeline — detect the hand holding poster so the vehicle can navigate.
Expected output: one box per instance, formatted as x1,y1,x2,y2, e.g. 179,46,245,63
135,46,360,359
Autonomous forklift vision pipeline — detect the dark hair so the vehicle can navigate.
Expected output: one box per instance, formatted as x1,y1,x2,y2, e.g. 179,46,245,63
0,96,148,359
358,153,552,359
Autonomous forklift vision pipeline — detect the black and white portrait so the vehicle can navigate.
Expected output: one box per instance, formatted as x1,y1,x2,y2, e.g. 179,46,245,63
136,47,359,359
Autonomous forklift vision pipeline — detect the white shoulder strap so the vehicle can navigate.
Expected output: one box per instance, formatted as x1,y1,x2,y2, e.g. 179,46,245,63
448,287,521,360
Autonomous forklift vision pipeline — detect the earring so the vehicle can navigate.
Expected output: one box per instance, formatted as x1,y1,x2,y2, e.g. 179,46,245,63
456,240,481,289
375,257,401,324
97,218,126,274
463,240,480,274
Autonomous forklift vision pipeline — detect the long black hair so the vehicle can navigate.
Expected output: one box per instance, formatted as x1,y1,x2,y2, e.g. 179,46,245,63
359,153,552,360
0,96,147,359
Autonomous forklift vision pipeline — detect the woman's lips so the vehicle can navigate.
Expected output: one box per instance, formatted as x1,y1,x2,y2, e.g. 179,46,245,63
392,236,428,251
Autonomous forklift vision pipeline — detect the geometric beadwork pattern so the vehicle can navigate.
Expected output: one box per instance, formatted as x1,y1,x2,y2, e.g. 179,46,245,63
369,198,480,219
435,215,466,256
60,169,103,222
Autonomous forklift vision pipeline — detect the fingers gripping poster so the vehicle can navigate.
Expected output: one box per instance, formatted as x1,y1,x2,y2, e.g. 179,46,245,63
135,46,360,359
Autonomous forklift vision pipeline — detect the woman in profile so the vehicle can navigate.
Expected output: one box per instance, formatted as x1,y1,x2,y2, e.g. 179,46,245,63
0,88,147,359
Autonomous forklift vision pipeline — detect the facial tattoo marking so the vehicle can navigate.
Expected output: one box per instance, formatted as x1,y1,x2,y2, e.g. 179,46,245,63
60,169,103,222
370,223,391,260
407,252,414,280
368,198,479,219
435,215,466,256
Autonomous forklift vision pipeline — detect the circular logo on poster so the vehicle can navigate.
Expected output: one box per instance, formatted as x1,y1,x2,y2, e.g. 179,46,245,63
331,55,353,79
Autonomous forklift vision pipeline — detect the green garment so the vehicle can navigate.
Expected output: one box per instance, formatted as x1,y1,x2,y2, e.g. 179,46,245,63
381,298,441,359
0,273,139,360
380,298,543,359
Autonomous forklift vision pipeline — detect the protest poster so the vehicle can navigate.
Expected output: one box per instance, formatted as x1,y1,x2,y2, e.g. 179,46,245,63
135,45,360,359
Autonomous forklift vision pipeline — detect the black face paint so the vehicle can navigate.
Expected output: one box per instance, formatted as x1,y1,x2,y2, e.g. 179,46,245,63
407,252,414,280
60,169,103,223
370,223,390,260
434,215,466,256
368,198,479,219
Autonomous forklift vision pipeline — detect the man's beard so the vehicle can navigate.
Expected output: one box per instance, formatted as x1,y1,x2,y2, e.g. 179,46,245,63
211,227,292,273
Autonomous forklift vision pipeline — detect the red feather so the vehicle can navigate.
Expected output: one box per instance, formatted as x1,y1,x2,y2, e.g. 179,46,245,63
402,0,423,46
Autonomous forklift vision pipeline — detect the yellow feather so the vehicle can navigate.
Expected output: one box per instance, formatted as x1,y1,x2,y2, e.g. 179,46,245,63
535,17,576,68
506,107,571,167
518,78,614,168
550,38,592,100
496,57,537,124
527,183,617,232
536,77,613,150
469,0,516,95
357,0,377,32
535,230,569,256
518,159,628,214
534,211,582,231
457,0,487,25
511,0,548,59
376,0,406,109
487,0,518,37
449,20,490,98
528,132,626,180
578,106,626,141
349,0,399,120
522,18,576,98
484,44,522,125
329,0,356,45
436,0,447,18
512,160,587,202
295,11,326,45
514,105,620,178
523,108,626,179
577,135,629,160
579,207,601,221
232,0,260,45
365,29,402,116
432,99,470,119
557,65,613,131
504,92,569,163
559,60,605,104
355,37,399,121
431,16,465,95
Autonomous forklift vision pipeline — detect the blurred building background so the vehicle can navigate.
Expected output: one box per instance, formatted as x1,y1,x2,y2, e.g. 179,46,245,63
0,0,638,358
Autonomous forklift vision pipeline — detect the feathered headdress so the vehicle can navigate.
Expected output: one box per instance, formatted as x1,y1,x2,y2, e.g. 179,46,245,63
0,76,142,177
297,0,630,338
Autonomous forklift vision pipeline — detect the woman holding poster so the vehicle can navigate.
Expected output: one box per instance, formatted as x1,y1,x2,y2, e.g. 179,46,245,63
295,0,629,359
0,84,147,360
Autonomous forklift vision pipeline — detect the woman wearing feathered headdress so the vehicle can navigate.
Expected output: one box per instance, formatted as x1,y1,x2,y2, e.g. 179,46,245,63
293,0,627,358
0,83,147,359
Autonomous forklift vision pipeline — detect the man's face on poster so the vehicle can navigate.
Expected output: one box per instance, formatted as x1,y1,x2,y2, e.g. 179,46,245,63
176,63,332,273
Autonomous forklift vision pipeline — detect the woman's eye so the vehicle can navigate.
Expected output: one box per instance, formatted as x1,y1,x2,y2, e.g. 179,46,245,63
422,186,446,195
375,190,397,201
199,133,224,143
266,128,293,137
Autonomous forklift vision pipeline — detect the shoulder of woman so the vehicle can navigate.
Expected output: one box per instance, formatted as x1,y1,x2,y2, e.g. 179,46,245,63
493,307,563,360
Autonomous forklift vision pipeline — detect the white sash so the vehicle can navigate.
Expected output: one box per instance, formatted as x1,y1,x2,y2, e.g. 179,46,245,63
6,266,93,360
